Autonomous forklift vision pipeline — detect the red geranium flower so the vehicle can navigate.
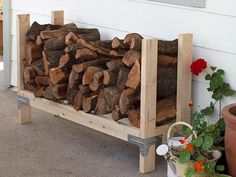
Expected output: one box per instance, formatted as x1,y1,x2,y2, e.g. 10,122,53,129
186,144,194,153
179,139,185,144
190,58,207,76
194,160,204,173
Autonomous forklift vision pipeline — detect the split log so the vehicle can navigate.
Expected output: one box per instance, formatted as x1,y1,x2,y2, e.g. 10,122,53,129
124,33,143,48
95,90,111,115
40,29,66,40
24,83,38,92
126,60,140,90
58,53,77,69
23,66,37,84
76,48,97,62
103,86,121,111
111,37,129,49
158,39,178,55
158,55,177,68
43,86,57,101
112,105,127,121
72,58,110,73
26,42,43,65
68,70,82,89
103,70,119,86
127,109,140,128
44,36,67,51
82,93,98,113
35,76,50,87
65,32,79,45
52,84,68,100
34,86,45,98
77,39,116,57
49,68,70,85
117,67,131,90
32,58,45,76
130,37,142,51
42,50,65,75
64,44,82,53
73,85,91,111
157,67,177,99
26,22,61,42
109,50,127,58
82,67,103,85
156,96,176,126
89,71,104,91
106,59,125,71
122,50,141,67
119,88,140,114
36,35,44,46
66,87,79,105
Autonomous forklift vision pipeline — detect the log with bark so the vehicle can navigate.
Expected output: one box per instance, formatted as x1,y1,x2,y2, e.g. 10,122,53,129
44,36,67,51
66,87,79,105
117,67,131,90
127,109,140,128
68,70,82,89
124,33,143,49
34,86,45,98
26,21,61,42
58,53,77,69
111,37,129,49
35,76,50,87
112,105,128,121
52,84,68,100
23,66,37,84
122,50,141,67
158,39,178,55
103,86,121,111
126,60,140,90
73,85,91,111
26,42,43,65
106,59,125,72
76,48,97,62
32,58,45,76
72,58,110,73
103,70,119,86
89,71,104,91
49,68,70,85
43,86,57,101
82,93,98,113
158,55,177,68
64,44,82,53
95,90,111,115
42,50,65,75
82,67,103,85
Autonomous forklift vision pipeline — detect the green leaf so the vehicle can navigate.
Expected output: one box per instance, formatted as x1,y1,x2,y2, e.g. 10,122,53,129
186,168,195,177
206,125,216,133
205,74,211,80
201,105,214,116
216,165,225,172
197,155,205,161
179,151,191,164
216,69,225,76
202,136,214,150
208,161,216,171
193,137,203,147
211,66,217,71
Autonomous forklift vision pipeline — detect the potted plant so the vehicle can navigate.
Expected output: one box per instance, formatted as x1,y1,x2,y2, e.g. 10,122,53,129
157,58,235,177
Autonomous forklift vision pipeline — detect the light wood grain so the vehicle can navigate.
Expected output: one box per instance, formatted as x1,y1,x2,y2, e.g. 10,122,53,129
176,33,193,123
51,10,64,25
139,39,158,173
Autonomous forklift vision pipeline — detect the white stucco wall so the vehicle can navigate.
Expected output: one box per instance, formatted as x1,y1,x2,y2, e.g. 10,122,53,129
10,0,236,116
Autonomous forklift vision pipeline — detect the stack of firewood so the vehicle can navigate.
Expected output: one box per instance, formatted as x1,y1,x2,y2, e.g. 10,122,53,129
23,22,178,128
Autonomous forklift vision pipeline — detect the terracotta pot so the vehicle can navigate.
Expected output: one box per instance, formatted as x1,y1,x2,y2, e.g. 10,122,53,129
222,104,236,177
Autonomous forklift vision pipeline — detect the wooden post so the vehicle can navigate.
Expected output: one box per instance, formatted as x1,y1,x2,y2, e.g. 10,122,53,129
17,14,31,123
176,34,193,123
139,39,158,173
51,10,64,25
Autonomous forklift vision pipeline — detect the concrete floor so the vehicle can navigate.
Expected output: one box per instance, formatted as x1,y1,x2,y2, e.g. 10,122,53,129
0,71,166,177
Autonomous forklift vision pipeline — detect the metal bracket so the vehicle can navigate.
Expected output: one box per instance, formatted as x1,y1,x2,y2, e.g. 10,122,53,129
128,135,162,156
17,96,29,108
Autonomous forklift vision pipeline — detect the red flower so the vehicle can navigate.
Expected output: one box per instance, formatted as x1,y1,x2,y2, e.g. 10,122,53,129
190,58,207,76
179,139,185,144
186,144,194,153
194,160,204,173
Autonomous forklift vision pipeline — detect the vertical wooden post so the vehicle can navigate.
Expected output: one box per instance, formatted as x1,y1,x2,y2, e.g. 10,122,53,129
51,10,64,25
139,39,158,173
17,14,31,124
176,33,193,123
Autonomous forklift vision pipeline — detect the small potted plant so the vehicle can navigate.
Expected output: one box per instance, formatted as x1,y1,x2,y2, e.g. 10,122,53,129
157,58,235,177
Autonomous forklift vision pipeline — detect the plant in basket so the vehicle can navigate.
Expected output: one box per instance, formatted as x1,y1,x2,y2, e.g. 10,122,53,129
157,58,235,177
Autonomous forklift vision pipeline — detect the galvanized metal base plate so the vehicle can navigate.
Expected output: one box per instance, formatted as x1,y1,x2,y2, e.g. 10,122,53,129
128,135,162,156
17,96,29,108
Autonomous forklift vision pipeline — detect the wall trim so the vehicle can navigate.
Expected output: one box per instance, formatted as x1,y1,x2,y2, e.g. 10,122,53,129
148,0,205,8
3,0,12,87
